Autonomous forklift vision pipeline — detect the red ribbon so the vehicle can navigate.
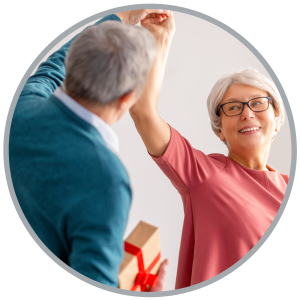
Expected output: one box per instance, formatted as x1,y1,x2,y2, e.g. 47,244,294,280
124,241,161,291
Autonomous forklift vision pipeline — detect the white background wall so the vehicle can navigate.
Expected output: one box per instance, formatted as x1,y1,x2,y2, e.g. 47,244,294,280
29,10,292,291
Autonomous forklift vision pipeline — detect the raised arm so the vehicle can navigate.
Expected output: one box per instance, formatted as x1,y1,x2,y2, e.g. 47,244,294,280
20,10,171,101
20,14,122,101
129,12,175,157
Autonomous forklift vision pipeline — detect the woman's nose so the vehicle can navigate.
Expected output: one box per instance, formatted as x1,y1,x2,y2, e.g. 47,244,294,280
240,104,255,120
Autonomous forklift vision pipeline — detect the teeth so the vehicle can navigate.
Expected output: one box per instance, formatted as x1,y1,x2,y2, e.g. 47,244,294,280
239,127,260,133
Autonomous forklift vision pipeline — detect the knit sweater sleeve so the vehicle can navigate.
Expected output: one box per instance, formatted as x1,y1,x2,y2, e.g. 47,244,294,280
19,14,122,100
65,170,131,287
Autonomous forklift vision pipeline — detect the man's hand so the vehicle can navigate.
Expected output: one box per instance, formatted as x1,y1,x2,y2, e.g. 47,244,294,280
149,259,170,292
115,9,170,25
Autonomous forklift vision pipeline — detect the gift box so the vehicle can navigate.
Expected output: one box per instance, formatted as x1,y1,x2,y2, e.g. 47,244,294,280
118,221,161,291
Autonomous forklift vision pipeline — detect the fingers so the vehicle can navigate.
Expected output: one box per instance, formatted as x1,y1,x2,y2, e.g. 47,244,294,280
141,12,168,26
116,9,171,25
158,259,169,278
146,9,171,17
145,13,169,20
149,259,170,292
141,15,165,25
141,10,175,46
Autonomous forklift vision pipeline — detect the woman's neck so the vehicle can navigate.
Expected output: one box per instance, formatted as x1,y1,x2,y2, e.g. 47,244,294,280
227,147,270,171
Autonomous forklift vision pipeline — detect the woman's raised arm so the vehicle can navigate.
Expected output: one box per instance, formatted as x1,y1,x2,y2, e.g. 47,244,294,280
129,12,175,157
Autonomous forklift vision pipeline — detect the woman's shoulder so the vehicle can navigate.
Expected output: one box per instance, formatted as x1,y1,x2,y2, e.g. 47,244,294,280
192,151,227,173
272,170,289,185
207,153,227,163
279,172,289,184
267,164,289,184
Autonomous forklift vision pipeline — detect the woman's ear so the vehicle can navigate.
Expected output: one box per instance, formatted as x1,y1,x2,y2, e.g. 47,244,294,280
275,119,279,132
218,130,226,142
274,111,280,132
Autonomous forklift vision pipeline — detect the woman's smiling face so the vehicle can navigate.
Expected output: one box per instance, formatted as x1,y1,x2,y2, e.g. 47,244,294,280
218,84,278,152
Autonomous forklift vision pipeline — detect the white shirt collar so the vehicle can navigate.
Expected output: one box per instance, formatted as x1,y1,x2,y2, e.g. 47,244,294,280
54,87,119,153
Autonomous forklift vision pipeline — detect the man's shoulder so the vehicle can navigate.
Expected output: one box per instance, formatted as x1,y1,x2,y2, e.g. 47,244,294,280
12,93,63,124
10,95,129,184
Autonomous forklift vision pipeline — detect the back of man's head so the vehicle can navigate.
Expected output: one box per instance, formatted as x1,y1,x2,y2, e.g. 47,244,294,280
64,21,158,105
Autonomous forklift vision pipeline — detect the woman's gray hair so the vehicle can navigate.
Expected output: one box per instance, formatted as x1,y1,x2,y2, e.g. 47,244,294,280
207,68,285,137
65,21,158,104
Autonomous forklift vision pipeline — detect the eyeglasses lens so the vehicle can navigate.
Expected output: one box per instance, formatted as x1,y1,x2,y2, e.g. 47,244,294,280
249,98,269,111
223,102,243,116
223,98,269,116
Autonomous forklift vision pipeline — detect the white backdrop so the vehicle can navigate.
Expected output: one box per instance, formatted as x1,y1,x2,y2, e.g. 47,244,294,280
30,11,293,291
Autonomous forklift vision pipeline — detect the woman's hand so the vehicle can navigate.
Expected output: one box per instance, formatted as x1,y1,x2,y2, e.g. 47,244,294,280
149,259,170,292
115,9,171,26
141,11,175,50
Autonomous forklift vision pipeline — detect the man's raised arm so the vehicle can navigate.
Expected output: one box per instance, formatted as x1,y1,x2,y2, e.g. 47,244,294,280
129,12,175,157
19,15,122,101
19,10,171,102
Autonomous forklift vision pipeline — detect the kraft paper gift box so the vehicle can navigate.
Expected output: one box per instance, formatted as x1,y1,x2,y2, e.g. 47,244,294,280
118,221,161,291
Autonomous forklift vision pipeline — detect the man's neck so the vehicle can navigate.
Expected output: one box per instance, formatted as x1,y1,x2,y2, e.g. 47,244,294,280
65,89,117,125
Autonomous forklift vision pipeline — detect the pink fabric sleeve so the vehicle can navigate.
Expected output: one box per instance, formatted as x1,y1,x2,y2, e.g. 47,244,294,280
281,173,289,184
150,125,226,194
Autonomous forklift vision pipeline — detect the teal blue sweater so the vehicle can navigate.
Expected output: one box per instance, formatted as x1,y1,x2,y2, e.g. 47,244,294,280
9,14,132,287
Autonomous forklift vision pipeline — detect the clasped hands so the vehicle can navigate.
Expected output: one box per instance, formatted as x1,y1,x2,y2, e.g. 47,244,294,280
115,9,175,46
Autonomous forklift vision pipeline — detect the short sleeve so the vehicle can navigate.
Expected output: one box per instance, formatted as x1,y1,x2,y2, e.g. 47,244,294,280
150,125,226,194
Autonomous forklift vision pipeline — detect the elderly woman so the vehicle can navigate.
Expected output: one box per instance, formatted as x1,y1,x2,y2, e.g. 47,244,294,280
132,13,288,289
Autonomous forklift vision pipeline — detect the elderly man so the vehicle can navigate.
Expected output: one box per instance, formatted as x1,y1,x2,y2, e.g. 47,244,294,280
9,10,170,290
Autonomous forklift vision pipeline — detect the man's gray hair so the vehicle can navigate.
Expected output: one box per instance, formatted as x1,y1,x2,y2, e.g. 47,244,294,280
65,21,158,104
207,68,285,137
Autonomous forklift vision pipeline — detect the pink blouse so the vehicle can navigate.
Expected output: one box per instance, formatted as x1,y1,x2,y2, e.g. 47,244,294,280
150,126,288,289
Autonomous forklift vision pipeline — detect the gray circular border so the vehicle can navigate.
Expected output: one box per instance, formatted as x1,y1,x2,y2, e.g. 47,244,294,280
3,3,297,297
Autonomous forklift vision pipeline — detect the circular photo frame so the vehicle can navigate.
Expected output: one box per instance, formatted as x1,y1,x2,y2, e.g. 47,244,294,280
3,3,297,298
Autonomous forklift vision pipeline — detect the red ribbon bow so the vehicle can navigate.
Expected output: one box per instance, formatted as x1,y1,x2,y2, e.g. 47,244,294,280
124,241,161,291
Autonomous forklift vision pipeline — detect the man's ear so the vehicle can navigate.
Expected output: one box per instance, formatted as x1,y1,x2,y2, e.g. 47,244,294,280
118,91,135,110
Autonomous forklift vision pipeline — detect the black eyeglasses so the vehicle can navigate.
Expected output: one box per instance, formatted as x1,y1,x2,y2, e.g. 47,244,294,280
217,97,272,117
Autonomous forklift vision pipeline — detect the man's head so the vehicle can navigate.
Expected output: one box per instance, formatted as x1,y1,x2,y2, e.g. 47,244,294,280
64,20,158,122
